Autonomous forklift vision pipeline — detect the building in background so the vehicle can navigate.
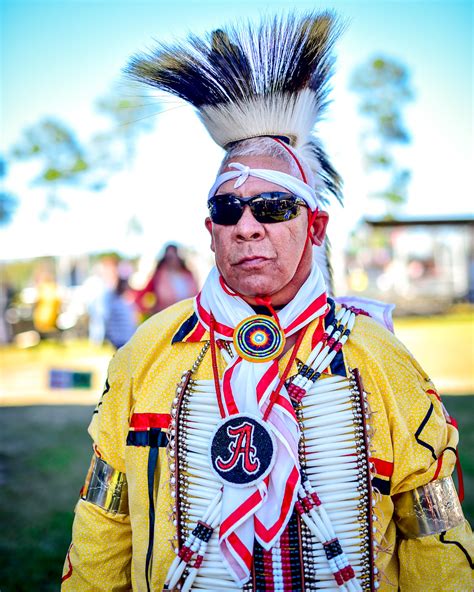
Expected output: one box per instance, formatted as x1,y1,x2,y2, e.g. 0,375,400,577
346,217,473,314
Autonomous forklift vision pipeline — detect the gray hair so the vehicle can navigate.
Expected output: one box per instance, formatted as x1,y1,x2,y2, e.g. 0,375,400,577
220,137,315,186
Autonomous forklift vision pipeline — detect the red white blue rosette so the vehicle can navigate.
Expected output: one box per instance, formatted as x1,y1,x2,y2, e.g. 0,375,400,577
233,315,285,363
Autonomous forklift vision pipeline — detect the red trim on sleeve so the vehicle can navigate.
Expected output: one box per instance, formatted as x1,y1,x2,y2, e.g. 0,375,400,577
61,544,73,583
129,413,171,430
370,457,394,477
426,388,441,401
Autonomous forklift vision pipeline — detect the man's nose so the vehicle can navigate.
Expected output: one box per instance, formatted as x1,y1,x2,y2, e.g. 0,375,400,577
234,206,265,240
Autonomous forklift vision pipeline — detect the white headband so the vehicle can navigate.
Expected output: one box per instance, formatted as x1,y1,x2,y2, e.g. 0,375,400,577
208,162,319,210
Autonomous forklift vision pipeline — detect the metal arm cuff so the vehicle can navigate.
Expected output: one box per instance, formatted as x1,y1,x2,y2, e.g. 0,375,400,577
395,476,464,539
81,454,128,515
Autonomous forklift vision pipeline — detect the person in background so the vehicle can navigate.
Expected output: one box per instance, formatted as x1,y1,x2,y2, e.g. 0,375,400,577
32,267,61,339
134,243,198,318
0,280,14,344
84,255,120,346
104,277,138,350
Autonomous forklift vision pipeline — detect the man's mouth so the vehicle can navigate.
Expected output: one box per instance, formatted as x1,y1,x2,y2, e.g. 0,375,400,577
233,256,271,270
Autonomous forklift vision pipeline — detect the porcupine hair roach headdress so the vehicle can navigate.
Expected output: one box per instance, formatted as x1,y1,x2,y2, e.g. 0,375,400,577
126,11,343,291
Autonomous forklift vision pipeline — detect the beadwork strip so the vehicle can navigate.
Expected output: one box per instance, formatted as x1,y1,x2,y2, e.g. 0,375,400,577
168,343,241,591
169,372,376,590
295,370,376,590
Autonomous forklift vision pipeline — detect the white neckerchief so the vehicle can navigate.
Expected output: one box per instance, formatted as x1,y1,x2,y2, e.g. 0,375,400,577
194,262,327,584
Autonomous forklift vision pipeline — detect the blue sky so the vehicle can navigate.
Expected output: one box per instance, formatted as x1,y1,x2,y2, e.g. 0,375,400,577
1,0,472,260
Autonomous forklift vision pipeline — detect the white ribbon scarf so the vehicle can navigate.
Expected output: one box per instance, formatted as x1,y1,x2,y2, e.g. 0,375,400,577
194,263,327,583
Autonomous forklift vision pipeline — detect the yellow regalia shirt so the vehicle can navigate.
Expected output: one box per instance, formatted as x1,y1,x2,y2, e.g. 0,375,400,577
61,298,474,591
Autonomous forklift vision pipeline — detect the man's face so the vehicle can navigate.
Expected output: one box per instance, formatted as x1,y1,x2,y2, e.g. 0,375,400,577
205,155,328,305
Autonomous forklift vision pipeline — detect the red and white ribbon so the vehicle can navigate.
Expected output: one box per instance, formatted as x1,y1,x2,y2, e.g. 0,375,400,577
195,263,327,583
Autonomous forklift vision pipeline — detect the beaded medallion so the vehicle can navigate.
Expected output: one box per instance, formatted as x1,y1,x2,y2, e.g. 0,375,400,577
209,414,276,488
233,315,285,362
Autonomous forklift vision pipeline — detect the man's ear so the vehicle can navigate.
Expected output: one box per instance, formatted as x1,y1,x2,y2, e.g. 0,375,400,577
310,210,329,246
205,217,216,252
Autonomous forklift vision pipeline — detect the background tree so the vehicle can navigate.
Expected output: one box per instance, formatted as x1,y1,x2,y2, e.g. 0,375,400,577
94,81,158,168
8,82,158,221
11,118,92,217
0,157,18,226
350,55,414,212
93,81,158,237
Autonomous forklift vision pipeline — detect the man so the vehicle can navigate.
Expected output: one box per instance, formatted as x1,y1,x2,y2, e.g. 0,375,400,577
62,12,473,591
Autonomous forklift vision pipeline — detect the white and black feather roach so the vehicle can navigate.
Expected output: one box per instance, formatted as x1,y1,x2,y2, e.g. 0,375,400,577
126,12,344,205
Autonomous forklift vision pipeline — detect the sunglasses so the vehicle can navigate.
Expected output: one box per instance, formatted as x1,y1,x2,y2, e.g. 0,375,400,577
207,192,307,226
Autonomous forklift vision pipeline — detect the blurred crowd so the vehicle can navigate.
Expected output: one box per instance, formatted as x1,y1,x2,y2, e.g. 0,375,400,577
2,221,473,349
0,244,200,348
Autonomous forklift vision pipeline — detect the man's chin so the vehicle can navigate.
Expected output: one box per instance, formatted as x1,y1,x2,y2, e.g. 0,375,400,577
219,266,292,301
228,279,284,301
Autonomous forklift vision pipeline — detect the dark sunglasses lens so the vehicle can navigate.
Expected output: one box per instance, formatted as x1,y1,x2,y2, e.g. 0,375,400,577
209,196,243,225
209,193,304,225
251,195,302,223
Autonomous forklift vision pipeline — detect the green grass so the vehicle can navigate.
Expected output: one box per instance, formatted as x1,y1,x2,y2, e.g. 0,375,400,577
0,399,472,591
445,396,474,522
0,406,94,592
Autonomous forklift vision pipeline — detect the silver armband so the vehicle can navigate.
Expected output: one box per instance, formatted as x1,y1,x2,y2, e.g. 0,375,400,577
81,454,128,515
395,476,464,538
